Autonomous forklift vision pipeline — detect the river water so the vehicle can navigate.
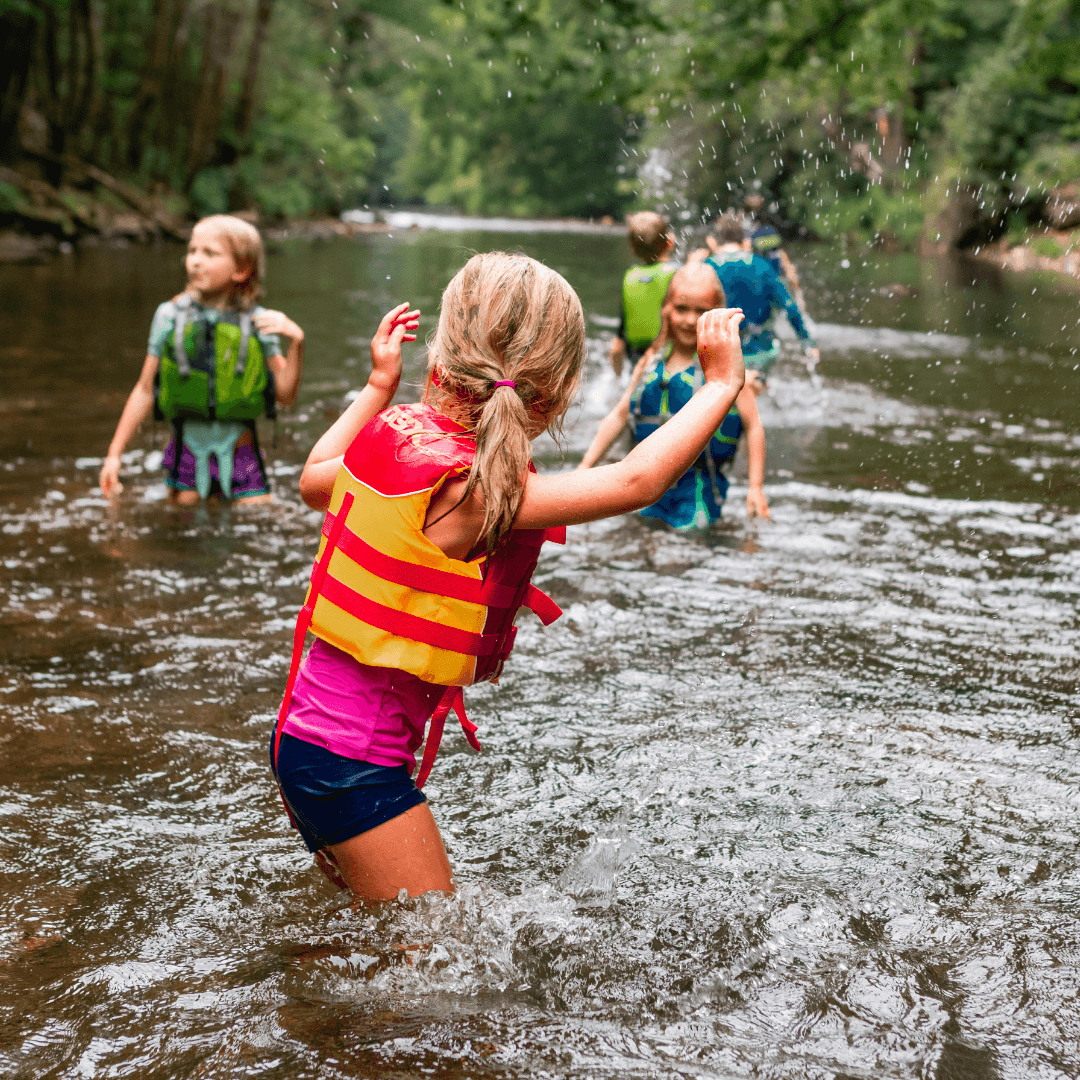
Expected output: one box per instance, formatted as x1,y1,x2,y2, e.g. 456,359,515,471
2,232,1079,1079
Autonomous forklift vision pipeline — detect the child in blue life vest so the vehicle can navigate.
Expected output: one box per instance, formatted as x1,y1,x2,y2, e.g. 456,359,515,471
99,214,305,503
609,211,679,377
579,262,769,528
271,252,747,902
693,211,817,393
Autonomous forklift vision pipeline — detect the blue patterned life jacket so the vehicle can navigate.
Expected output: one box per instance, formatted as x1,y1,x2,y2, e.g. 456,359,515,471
630,347,743,477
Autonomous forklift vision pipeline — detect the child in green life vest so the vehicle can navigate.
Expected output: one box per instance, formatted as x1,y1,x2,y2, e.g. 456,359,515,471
609,211,678,377
582,262,770,528
99,214,304,504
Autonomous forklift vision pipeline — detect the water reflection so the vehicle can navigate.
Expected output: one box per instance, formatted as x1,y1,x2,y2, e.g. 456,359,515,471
1,234,1079,1079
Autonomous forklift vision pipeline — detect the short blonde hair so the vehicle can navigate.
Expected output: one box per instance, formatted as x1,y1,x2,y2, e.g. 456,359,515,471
664,261,725,308
192,214,265,308
426,252,585,550
625,211,673,263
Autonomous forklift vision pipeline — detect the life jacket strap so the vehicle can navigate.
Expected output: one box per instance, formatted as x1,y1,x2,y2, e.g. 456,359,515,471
237,310,252,376
701,445,726,505
524,583,561,625
415,685,479,790
317,513,563,633
317,573,508,658
173,294,194,378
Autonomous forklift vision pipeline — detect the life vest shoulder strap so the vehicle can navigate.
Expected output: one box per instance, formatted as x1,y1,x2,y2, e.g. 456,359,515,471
173,294,195,376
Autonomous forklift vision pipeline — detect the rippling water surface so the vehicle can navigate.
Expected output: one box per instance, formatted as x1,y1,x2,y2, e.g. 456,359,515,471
2,234,1080,1079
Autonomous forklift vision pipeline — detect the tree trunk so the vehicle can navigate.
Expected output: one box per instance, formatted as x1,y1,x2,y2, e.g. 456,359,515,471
39,1,66,184
123,0,177,171
0,10,38,162
235,0,274,138
64,0,97,155
185,0,244,188
152,0,194,180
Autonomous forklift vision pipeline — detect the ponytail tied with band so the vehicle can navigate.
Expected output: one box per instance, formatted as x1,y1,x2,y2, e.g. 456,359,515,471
423,251,586,550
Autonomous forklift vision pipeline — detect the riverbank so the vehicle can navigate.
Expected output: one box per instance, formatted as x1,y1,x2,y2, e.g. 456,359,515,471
0,209,625,263
6,205,1079,294
0,215,390,264
968,230,1080,283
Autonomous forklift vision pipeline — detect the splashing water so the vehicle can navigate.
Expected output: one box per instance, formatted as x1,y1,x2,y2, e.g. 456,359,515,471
2,232,1080,1078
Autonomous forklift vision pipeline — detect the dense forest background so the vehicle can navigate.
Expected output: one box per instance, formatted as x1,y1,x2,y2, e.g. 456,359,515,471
2,0,1079,250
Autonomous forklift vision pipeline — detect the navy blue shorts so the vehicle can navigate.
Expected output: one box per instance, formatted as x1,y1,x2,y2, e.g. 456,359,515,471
269,732,426,852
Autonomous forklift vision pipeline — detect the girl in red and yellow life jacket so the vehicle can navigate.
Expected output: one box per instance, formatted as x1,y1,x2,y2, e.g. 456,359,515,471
272,252,746,903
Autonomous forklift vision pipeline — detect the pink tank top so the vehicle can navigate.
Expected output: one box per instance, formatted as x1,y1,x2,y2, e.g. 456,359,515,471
280,638,443,772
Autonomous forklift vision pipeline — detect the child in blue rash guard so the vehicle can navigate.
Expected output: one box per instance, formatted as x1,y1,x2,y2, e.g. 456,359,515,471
580,262,769,528
750,224,806,313
698,211,817,392
99,215,305,503
609,211,679,377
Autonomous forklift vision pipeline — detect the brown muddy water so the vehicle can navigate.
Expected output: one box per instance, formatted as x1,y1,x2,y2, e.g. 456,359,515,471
2,233,1080,1079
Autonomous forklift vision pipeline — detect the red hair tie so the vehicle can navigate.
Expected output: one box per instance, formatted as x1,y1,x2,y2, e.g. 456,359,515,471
493,380,516,389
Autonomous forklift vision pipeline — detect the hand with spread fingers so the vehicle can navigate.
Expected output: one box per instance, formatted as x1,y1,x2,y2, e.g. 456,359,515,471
370,302,420,393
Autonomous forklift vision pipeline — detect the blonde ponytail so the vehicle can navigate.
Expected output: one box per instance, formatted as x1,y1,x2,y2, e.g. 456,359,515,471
425,252,586,551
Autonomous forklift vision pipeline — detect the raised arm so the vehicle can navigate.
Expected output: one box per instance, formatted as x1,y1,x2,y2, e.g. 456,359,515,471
516,308,745,529
770,267,814,348
298,303,419,510
254,310,305,407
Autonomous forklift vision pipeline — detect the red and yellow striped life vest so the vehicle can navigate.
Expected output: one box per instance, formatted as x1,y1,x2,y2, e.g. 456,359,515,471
275,403,564,786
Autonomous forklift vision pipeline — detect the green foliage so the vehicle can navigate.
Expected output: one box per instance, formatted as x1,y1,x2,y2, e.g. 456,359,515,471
0,181,22,212
5,0,1080,240
638,0,1080,246
1018,144,1080,195
391,0,652,217
1032,234,1065,258
239,2,378,220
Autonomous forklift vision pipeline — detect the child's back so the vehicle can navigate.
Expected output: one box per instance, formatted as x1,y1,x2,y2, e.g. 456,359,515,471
703,212,814,381
272,252,747,903
611,211,678,375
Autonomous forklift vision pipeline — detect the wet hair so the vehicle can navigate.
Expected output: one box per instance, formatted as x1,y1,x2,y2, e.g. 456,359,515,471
625,211,674,263
190,214,265,308
712,211,747,247
426,252,586,550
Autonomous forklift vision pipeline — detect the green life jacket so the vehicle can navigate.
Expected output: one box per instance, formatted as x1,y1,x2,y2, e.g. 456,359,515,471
622,260,678,349
155,296,276,422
